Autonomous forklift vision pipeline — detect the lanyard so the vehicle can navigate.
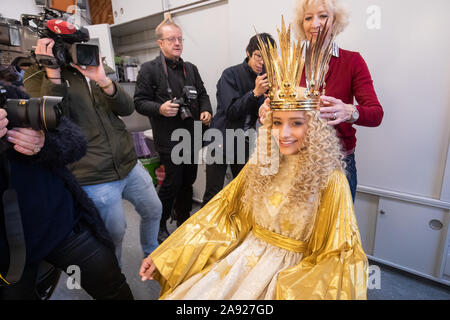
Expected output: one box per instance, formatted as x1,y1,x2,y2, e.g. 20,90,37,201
160,52,187,100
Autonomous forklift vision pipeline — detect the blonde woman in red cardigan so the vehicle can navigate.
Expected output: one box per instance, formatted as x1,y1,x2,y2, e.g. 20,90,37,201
261,0,384,201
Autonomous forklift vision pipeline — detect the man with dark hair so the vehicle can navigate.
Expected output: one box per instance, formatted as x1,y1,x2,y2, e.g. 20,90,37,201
202,33,275,205
134,19,212,242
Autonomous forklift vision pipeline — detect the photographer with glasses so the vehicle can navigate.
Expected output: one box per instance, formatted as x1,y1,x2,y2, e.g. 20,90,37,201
202,33,275,206
134,18,212,242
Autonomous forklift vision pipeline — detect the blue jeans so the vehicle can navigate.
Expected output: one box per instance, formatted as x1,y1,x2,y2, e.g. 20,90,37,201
83,163,162,262
344,153,357,203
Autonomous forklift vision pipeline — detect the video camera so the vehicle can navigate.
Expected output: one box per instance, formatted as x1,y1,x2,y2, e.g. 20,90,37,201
172,86,198,121
0,84,62,131
0,7,99,69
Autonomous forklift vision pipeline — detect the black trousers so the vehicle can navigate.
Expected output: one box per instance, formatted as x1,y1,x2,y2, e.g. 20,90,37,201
202,137,251,206
344,153,357,203
0,222,133,300
158,152,198,231
202,162,245,206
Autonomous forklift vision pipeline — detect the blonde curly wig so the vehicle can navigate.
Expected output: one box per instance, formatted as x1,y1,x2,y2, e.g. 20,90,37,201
242,110,345,206
294,0,350,40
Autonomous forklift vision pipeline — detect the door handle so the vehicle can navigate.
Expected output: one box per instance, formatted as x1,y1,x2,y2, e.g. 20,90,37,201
429,219,443,231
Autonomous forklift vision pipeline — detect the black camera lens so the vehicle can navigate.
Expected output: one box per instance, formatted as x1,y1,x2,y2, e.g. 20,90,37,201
71,43,99,66
179,106,193,121
3,96,63,131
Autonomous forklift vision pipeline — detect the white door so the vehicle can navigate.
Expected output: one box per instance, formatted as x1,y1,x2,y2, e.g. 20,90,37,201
373,198,449,277
354,193,379,256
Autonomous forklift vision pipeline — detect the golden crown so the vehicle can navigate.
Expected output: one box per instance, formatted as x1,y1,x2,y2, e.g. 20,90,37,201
257,17,335,111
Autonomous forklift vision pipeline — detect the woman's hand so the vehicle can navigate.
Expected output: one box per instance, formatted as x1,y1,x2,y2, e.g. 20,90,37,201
258,98,271,124
6,128,45,156
139,256,157,282
320,96,353,126
0,109,8,138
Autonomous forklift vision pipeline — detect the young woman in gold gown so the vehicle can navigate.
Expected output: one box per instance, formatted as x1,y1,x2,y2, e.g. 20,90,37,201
139,17,368,300
139,105,368,299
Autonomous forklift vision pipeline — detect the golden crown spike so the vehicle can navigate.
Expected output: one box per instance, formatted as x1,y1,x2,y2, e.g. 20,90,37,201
257,16,335,111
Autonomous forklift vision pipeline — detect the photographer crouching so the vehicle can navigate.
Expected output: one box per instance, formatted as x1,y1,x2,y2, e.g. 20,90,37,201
0,71,133,299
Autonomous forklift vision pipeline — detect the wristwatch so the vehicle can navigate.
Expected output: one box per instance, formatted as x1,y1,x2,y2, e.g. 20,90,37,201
348,105,359,123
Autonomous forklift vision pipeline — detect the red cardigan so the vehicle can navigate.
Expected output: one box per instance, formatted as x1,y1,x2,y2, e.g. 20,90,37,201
301,48,384,153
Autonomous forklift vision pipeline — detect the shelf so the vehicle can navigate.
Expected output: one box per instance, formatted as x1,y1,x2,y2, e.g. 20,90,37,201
110,12,164,38
114,41,159,55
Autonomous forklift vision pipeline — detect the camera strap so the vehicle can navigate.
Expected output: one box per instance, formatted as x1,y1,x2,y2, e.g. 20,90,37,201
160,51,187,100
0,159,26,287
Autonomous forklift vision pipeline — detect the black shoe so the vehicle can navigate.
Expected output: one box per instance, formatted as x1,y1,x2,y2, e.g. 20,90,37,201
158,229,170,244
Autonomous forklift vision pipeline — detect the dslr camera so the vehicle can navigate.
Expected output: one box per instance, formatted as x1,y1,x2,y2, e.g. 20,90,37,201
0,84,62,131
0,7,99,69
172,86,197,121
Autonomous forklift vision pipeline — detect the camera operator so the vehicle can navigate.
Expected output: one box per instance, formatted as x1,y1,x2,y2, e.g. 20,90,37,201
24,38,162,265
134,18,212,242
0,79,133,300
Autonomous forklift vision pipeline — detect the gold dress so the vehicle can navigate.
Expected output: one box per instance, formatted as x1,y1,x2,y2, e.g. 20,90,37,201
150,159,368,300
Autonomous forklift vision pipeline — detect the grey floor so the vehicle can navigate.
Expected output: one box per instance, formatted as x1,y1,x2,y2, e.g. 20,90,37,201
50,200,450,300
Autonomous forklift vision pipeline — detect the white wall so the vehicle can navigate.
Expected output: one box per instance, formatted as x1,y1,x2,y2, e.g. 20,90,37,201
171,0,299,112
172,1,231,109
0,0,41,20
338,0,450,200
227,0,297,64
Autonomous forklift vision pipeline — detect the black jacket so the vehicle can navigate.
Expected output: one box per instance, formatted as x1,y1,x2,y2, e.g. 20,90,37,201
209,58,263,157
24,64,137,186
0,85,113,268
134,54,212,154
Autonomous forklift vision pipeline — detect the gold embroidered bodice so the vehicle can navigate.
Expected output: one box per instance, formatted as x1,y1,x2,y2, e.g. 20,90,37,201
252,156,319,242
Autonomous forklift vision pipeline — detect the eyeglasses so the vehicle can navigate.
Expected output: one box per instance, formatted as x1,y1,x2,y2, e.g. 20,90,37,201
252,52,263,61
160,37,184,43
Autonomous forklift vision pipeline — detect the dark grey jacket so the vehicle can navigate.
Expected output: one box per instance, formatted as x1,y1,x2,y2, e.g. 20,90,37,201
24,65,137,186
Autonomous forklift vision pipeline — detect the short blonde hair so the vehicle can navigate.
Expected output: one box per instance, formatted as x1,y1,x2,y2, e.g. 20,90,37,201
294,0,350,40
155,17,182,39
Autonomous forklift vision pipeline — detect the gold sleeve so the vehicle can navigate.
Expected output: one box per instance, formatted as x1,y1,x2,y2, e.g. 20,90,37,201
150,166,253,298
275,170,369,300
